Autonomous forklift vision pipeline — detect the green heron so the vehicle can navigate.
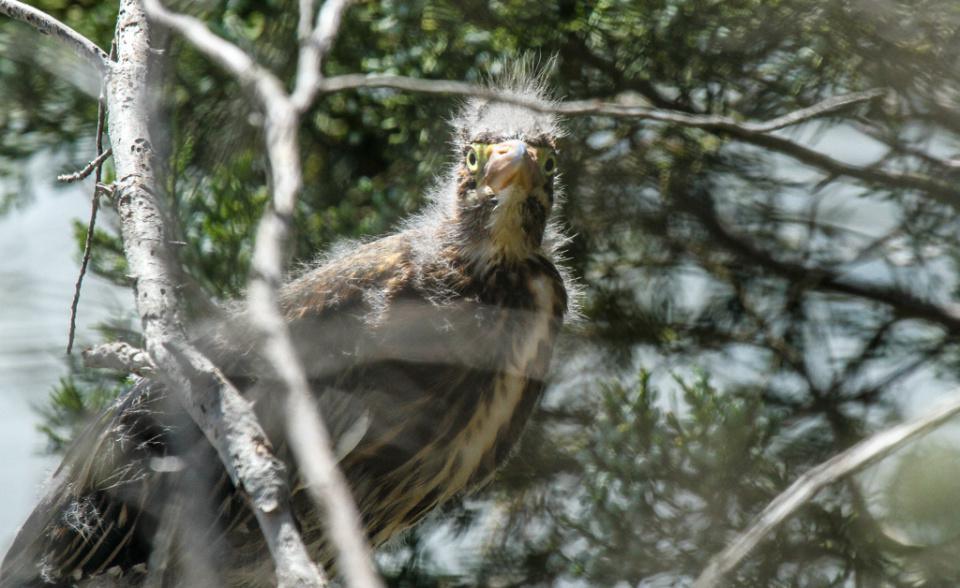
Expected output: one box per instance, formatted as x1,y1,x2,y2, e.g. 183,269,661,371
1,70,571,586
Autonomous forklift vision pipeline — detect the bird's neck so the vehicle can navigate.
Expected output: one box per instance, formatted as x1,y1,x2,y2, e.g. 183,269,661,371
452,196,545,273
457,232,542,276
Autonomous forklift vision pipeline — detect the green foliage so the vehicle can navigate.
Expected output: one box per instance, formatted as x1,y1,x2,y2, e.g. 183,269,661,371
465,373,782,585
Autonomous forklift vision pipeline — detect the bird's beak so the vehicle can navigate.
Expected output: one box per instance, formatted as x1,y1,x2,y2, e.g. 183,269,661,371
482,140,542,195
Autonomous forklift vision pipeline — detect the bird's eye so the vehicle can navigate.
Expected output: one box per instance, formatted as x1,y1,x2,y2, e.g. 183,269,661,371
543,154,557,175
466,148,480,172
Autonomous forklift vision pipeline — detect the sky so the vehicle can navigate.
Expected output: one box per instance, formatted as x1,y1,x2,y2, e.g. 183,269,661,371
0,158,133,551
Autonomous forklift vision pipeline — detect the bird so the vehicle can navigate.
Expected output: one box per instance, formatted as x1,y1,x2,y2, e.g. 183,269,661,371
1,62,573,587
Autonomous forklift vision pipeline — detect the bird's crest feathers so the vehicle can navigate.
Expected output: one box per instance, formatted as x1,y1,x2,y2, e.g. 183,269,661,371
451,55,564,148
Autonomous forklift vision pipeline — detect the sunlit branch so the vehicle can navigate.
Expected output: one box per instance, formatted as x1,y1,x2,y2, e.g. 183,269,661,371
316,74,881,125
693,389,960,587
291,0,351,110
144,1,384,587
298,0,317,41
0,0,110,76
108,3,324,587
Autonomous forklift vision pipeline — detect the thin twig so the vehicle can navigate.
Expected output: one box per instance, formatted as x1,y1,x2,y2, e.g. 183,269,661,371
66,91,108,354
315,75,958,204
693,390,960,587
57,148,113,183
315,74,882,125
291,0,351,111
0,0,110,76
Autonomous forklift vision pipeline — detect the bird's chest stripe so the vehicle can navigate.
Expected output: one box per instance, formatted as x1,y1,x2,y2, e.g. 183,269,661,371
367,271,561,545
440,274,557,493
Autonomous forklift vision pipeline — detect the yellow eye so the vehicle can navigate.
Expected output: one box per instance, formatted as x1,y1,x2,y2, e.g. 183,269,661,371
466,147,480,172
542,153,557,175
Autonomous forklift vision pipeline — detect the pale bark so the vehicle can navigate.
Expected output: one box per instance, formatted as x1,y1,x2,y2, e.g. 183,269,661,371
106,2,324,586
143,1,382,586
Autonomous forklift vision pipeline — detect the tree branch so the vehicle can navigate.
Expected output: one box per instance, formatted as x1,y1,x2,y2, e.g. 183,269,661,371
107,2,323,586
144,1,383,586
82,341,153,374
684,190,960,333
0,0,110,76
692,389,960,587
316,74,959,205
291,0,351,110
315,74,881,124
745,91,887,133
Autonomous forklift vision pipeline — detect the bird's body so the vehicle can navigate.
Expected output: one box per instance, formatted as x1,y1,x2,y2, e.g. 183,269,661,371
2,65,571,586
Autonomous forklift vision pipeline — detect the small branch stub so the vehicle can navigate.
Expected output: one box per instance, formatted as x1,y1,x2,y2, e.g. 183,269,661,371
58,148,113,183
82,342,154,374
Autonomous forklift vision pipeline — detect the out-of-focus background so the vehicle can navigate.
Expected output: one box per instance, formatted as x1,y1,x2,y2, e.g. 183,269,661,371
0,165,133,550
0,164,132,545
4,1,960,585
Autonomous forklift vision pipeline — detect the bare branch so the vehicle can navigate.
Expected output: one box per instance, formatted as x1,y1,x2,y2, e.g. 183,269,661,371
291,0,351,111
298,0,317,41
57,148,113,183
316,75,959,204
0,0,110,76
145,1,383,586
82,342,153,374
693,390,960,588
316,74,881,124
108,2,324,586
746,90,886,132
248,104,384,587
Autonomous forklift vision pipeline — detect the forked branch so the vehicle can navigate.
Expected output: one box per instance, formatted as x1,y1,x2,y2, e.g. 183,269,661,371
144,1,382,587
105,2,325,586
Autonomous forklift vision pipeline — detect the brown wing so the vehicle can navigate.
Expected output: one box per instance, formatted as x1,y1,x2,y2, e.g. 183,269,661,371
0,230,440,586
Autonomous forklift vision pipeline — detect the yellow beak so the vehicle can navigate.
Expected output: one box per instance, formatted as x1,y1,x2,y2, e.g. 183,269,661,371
482,140,543,194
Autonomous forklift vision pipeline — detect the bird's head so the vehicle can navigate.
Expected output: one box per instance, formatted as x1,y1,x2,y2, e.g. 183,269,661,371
448,60,563,266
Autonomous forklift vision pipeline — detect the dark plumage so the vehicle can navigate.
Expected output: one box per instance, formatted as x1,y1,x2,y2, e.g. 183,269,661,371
1,65,572,586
